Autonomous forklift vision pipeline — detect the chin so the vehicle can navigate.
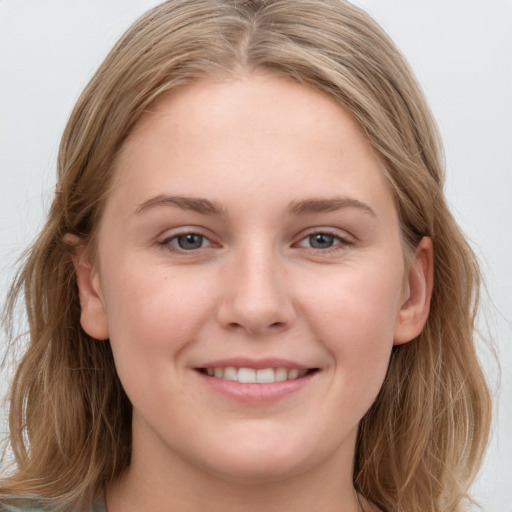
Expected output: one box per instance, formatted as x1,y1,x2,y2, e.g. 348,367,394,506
207,454,307,485
195,429,330,485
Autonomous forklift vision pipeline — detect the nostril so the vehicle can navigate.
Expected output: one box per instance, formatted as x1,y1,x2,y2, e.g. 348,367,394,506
216,295,296,335
225,321,285,334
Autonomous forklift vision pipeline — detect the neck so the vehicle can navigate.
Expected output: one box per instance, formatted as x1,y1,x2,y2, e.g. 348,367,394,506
107,471,364,512
106,432,364,512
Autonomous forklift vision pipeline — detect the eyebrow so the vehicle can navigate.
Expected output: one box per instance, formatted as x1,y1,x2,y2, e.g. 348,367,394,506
134,194,375,218
288,197,376,217
135,195,225,216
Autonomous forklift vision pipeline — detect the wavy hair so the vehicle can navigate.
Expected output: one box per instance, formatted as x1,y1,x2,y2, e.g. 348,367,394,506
1,1,491,511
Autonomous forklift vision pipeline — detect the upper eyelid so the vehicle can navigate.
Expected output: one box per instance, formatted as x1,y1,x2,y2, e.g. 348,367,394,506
158,226,213,241
294,227,353,242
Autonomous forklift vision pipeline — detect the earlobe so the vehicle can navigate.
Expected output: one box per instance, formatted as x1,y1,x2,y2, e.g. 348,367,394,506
393,237,434,346
64,234,109,340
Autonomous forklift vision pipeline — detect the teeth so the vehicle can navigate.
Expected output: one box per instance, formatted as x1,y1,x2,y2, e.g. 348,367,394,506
238,368,256,383
224,366,237,381
275,367,288,382
203,366,309,383
288,369,299,380
256,368,275,383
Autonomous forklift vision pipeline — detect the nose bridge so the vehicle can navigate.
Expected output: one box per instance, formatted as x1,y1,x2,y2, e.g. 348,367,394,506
218,239,294,335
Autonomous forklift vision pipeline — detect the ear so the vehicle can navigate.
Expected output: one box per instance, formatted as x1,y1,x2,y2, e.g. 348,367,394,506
393,237,434,346
64,234,109,340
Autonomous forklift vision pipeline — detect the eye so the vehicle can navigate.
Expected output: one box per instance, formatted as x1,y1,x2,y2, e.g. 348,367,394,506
296,231,351,250
160,232,212,252
175,233,206,250
304,233,335,249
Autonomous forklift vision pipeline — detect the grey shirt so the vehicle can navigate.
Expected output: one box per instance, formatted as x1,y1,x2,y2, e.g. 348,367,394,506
0,499,106,512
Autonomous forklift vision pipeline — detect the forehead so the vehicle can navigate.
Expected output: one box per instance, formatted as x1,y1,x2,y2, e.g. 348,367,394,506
107,73,396,223
124,73,368,155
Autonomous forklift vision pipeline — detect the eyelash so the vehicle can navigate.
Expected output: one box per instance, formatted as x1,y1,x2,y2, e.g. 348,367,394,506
294,230,353,252
157,229,353,254
158,231,214,252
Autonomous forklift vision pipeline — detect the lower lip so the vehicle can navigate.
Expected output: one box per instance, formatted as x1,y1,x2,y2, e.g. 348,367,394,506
195,370,317,404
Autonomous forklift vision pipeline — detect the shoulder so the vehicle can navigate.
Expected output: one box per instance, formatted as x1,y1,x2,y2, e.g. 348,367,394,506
0,500,105,512
0,503,47,512
1,503,46,512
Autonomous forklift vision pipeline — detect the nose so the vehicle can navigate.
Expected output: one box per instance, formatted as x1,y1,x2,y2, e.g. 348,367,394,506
216,245,296,337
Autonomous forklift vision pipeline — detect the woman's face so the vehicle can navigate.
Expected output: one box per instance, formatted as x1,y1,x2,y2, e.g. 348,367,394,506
76,74,431,485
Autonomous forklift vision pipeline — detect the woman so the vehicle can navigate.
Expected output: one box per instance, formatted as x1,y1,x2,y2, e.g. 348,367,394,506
0,1,491,511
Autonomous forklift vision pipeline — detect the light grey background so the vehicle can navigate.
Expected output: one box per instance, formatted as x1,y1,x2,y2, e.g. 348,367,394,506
1,1,511,509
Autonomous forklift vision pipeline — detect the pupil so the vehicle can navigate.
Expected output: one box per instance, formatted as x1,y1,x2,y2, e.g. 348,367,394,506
178,234,203,250
310,233,334,249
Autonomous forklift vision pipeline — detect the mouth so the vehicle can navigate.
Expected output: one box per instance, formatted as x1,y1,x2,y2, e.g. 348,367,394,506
197,366,319,384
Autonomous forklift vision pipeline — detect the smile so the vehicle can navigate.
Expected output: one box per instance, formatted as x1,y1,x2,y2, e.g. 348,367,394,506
199,367,313,383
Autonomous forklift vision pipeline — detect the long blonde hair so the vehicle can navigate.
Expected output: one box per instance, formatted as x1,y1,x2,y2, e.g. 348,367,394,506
1,1,491,511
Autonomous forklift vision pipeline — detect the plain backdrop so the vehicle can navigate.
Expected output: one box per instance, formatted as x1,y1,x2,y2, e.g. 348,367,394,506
1,1,511,510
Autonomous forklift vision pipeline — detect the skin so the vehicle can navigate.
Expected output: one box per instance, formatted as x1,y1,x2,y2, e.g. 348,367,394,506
72,73,433,512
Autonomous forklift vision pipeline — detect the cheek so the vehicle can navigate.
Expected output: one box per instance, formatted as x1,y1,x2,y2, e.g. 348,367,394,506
299,261,404,376
99,264,216,364
98,265,220,414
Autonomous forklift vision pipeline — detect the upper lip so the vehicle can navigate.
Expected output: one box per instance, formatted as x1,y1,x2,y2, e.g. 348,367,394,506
196,357,313,370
